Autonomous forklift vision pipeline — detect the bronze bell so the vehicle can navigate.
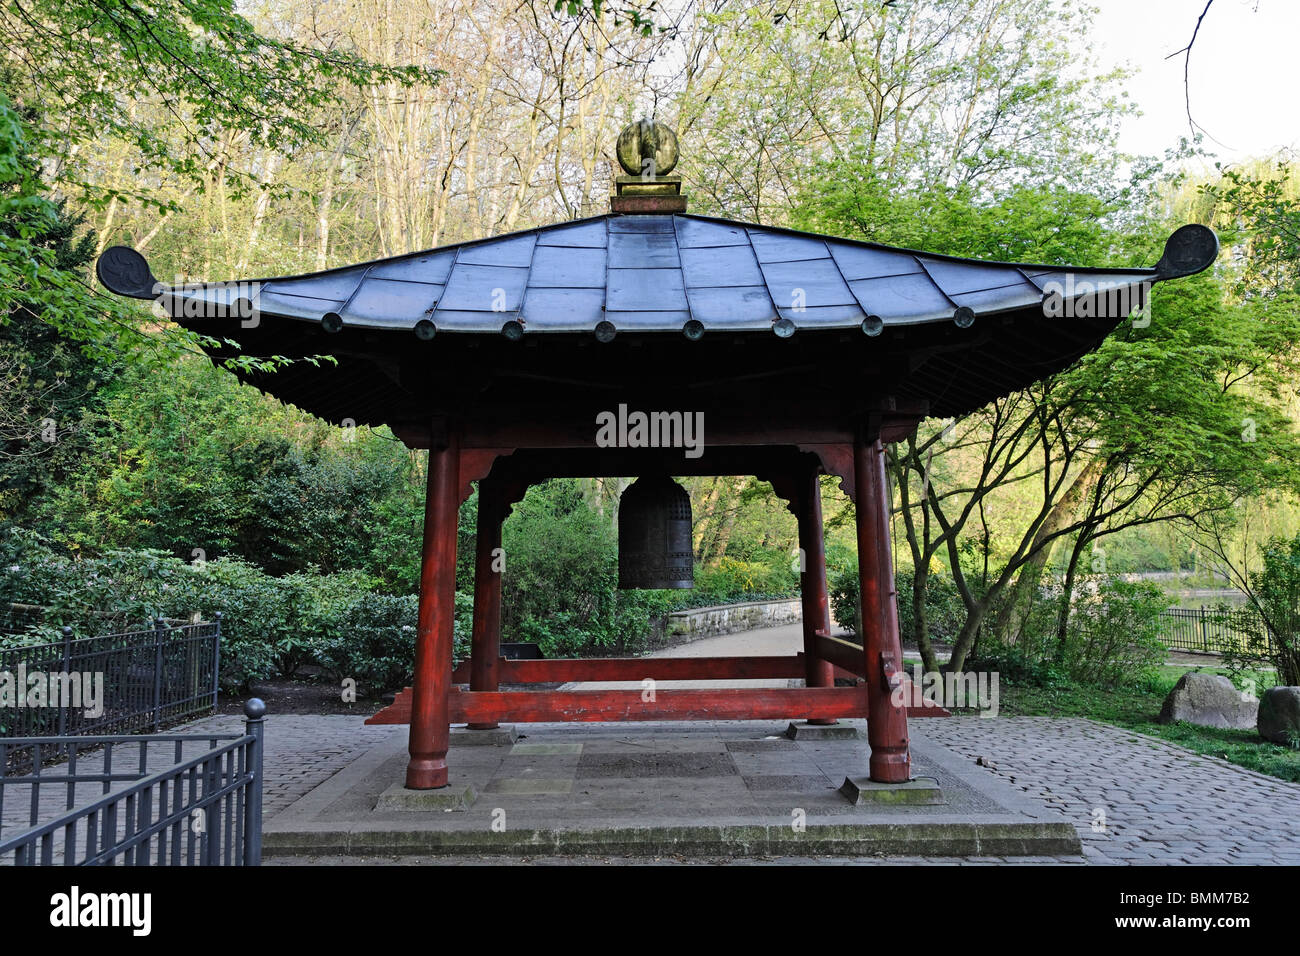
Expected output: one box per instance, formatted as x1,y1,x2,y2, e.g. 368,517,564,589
618,475,694,589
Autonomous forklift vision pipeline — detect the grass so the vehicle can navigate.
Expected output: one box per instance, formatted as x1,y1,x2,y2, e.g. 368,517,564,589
997,666,1300,783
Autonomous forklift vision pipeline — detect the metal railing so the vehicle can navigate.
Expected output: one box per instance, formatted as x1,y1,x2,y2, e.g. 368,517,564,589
0,699,264,866
0,617,221,769
1158,606,1259,654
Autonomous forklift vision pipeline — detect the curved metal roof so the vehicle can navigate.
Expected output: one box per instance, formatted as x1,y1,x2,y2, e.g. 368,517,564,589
94,215,1219,431
97,214,1217,338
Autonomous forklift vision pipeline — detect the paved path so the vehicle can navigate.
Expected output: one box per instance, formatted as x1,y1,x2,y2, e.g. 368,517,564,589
918,717,1300,865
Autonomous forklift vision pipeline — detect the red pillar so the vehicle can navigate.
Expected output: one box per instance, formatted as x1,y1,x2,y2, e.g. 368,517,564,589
467,480,503,730
797,469,836,724
405,429,460,790
854,435,911,783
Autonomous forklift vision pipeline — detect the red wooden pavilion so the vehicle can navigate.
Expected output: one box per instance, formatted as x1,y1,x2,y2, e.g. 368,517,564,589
97,121,1216,789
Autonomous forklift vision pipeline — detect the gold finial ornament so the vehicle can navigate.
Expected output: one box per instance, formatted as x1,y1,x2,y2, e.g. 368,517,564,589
616,118,679,177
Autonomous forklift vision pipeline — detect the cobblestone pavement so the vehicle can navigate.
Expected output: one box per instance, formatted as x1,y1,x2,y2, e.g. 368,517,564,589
914,717,1300,865
178,713,402,819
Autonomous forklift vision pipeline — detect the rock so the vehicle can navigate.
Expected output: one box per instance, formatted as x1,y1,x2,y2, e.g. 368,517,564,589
1257,686,1300,744
1158,672,1257,730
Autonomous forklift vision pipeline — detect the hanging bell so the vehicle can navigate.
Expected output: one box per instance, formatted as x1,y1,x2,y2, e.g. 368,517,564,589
618,475,694,589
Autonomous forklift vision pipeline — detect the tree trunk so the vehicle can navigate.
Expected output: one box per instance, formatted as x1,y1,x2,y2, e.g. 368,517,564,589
989,457,1103,644
1053,532,1090,659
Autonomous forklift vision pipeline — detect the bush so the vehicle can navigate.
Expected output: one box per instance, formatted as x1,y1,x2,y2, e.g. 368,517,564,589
0,530,457,694
828,562,966,644
1223,534,1300,687
315,591,473,697
686,555,799,608
983,575,1168,687
315,592,418,696
500,480,677,658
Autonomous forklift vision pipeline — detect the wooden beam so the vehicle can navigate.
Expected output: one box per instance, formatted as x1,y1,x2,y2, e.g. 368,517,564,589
813,632,869,677
450,655,808,684
467,479,505,729
467,687,867,722
367,684,949,724
856,435,912,782
797,467,837,725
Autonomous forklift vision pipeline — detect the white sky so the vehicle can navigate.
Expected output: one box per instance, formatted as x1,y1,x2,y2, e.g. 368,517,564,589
1089,0,1299,163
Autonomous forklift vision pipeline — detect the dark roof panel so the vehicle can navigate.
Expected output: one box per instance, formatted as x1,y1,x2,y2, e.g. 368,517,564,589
607,268,688,311
680,244,764,288
521,287,605,329
849,273,954,323
760,258,857,310
528,246,607,288
341,278,441,327
437,263,528,313
747,231,831,264
682,285,777,325
368,250,456,283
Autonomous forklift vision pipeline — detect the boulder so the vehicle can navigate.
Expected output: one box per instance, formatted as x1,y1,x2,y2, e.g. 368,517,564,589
1257,686,1300,745
1158,672,1257,730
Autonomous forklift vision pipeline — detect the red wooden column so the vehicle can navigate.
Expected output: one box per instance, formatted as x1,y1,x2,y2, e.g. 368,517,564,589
797,468,837,724
854,434,911,783
467,479,503,730
405,428,461,790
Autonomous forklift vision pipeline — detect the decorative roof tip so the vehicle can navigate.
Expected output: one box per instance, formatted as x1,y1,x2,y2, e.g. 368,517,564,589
1153,223,1219,280
612,118,687,214
96,245,158,300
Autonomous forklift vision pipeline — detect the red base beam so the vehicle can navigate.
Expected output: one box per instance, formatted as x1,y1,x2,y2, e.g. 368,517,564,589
450,655,808,684
367,684,949,725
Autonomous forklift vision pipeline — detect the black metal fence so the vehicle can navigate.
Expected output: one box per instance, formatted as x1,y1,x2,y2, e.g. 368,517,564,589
0,699,264,866
1157,606,1259,654
0,617,221,759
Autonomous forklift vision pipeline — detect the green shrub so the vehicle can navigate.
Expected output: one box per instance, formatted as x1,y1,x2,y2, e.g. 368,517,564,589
829,562,966,644
1222,534,1300,686
315,591,473,696
686,555,799,608
0,530,444,694
315,592,417,696
987,574,1169,687
500,480,677,658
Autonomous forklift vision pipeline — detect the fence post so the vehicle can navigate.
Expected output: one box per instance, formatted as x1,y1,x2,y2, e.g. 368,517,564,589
242,698,266,866
152,618,165,733
203,751,220,866
211,613,222,713
57,626,72,740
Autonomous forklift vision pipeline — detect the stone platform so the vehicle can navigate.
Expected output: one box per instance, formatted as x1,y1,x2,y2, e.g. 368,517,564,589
262,719,1078,858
